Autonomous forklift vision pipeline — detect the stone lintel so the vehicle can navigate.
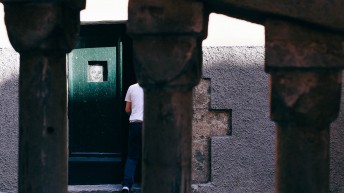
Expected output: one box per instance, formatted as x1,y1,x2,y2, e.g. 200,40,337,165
1,0,86,10
202,0,344,33
127,0,208,38
133,36,203,88
265,20,344,70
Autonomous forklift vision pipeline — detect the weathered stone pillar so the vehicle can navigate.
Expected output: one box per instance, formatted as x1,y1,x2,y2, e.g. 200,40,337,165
2,1,85,192
265,20,344,193
127,1,207,193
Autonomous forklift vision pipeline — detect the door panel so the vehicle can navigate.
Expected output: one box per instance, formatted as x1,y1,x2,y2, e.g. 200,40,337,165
68,46,123,184
68,47,119,153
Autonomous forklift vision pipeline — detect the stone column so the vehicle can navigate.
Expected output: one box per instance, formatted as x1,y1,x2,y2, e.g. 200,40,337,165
265,20,344,193
127,1,207,193
2,1,85,193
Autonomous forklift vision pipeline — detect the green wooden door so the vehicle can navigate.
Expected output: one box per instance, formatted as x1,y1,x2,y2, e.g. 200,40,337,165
68,46,123,184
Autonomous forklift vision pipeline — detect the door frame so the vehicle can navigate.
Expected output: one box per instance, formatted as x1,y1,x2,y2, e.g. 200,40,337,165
67,21,136,185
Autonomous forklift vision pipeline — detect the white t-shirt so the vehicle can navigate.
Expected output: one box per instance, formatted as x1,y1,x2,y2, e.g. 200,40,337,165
125,83,144,121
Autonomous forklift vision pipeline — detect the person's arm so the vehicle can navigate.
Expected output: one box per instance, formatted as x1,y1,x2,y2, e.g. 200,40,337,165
125,101,131,115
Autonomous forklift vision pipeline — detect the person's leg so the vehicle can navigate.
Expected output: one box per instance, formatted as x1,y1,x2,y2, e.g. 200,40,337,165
123,158,137,189
122,123,142,190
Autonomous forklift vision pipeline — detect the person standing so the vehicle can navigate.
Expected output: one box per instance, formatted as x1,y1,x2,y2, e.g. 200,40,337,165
122,83,144,193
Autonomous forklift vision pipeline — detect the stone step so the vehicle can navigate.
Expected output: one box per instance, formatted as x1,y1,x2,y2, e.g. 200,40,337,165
68,184,141,193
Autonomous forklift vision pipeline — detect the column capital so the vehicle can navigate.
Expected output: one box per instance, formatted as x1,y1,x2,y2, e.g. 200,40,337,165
3,1,83,53
128,0,208,89
270,71,341,126
127,0,208,37
133,36,202,89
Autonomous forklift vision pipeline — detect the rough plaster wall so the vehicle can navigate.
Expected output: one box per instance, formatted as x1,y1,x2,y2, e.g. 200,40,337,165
199,46,275,193
330,74,344,193
199,46,344,193
0,48,19,192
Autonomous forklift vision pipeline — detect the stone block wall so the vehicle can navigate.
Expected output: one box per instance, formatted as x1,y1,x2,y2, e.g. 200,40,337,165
192,79,230,183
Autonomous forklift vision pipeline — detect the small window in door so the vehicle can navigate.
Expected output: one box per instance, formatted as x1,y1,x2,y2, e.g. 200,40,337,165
88,61,108,82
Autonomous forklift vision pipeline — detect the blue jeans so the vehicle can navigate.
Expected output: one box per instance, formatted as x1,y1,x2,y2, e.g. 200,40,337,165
122,122,142,188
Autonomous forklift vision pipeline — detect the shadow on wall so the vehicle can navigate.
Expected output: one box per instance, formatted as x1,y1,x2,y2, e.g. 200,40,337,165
0,76,19,192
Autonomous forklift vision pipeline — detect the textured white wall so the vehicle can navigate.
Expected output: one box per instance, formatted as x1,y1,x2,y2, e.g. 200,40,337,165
0,48,19,192
0,5,11,48
203,14,264,46
80,0,128,21
199,47,275,193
